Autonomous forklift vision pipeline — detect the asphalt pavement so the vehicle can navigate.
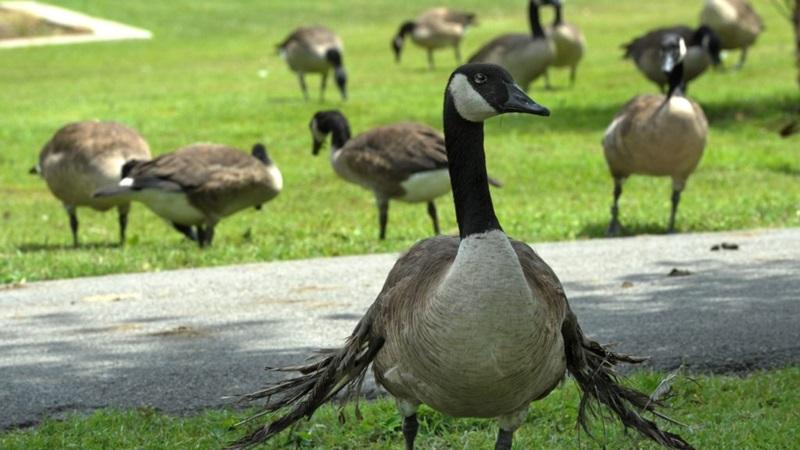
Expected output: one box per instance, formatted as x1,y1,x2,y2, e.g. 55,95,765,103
1,228,798,430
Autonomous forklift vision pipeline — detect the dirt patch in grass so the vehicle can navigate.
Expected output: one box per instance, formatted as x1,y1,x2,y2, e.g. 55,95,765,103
0,8,90,39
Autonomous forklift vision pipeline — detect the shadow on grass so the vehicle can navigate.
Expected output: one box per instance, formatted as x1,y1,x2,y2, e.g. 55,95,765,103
578,220,671,238
16,242,121,253
768,162,800,178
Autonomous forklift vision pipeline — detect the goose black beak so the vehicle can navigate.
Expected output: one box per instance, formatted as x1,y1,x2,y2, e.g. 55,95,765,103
502,82,550,116
312,139,323,155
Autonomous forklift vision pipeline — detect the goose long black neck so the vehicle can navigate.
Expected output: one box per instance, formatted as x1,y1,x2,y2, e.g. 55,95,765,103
553,4,564,26
529,1,545,39
666,62,686,99
443,95,502,239
323,112,351,149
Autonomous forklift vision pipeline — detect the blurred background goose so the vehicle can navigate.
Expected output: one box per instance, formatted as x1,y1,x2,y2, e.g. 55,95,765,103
604,34,708,235
232,63,691,450
699,0,763,69
94,143,282,247
623,25,722,91
310,110,499,240
278,26,347,101
544,0,586,88
468,0,559,91
32,121,151,247
391,7,476,69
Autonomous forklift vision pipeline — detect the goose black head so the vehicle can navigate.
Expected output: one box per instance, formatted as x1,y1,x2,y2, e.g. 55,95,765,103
695,25,722,66
309,110,350,155
392,21,415,63
446,63,550,122
251,143,271,165
325,49,347,100
660,34,687,75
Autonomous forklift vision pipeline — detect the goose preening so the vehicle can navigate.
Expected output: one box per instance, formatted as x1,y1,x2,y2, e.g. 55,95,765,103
544,0,586,88
699,0,763,69
391,7,476,69
94,143,282,247
623,25,722,91
229,64,692,450
310,110,501,240
278,26,347,101
604,34,708,235
32,121,151,247
468,0,558,91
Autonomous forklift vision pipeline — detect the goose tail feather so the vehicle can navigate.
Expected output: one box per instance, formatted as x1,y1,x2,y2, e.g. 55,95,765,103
561,310,694,450
227,314,383,449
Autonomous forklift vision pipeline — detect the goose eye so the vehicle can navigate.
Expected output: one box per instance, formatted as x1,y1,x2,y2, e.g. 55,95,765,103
474,73,487,85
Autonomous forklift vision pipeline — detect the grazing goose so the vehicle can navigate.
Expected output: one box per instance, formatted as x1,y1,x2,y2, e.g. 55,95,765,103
699,0,763,69
468,0,558,90
230,64,692,450
391,7,476,69
32,121,151,247
623,25,722,91
94,143,282,247
278,26,347,101
310,110,500,240
604,34,708,235
544,0,586,88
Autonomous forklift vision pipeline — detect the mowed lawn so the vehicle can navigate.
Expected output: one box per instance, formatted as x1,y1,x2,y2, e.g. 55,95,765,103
1,368,798,449
1,0,798,283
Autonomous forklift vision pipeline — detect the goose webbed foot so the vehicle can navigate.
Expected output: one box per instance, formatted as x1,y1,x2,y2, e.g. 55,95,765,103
494,428,514,450
607,219,623,236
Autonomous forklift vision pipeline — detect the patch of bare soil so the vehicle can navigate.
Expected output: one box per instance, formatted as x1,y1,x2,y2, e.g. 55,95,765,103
0,8,90,39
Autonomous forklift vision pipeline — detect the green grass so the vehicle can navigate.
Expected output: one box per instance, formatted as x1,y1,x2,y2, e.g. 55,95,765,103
2,368,798,449
1,0,799,283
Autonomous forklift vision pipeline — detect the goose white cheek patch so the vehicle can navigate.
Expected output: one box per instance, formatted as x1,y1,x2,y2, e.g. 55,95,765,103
449,74,497,122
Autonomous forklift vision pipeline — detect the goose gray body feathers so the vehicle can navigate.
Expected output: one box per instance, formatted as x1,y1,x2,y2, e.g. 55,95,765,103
34,120,151,246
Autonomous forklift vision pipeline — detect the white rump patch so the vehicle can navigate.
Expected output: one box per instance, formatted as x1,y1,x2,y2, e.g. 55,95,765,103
267,164,284,192
707,0,738,22
667,97,696,117
119,177,134,187
448,73,497,122
399,169,450,202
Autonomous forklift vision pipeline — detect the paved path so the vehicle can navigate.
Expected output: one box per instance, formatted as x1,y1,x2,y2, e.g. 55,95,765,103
1,228,798,429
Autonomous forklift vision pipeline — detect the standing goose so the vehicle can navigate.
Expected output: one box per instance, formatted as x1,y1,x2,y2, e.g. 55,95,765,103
623,25,722,91
391,7,477,69
468,0,558,91
32,121,151,247
230,64,692,450
278,26,347,101
699,0,763,69
94,143,282,247
544,0,586,88
310,110,497,240
604,34,708,235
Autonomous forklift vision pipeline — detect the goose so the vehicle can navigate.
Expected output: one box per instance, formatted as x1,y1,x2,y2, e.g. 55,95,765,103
544,0,586,88
391,7,477,69
94,143,282,247
623,25,722,91
278,26,347,101
468,0,558,90
699,0,763,69
229,64,692,450
604,34,708,235
32,121,151,247
310,110,500,240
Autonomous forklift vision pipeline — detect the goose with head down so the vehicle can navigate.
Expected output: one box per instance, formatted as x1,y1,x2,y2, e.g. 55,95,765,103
229,63,692,450
391,7,476,70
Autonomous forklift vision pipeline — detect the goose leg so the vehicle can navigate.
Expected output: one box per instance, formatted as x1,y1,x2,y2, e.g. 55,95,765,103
66,205,79,247
495,429,514,450
427,49,435,70
396,398,419,450
569,65,577,87
203,225,216,247
667,188,682,234
454,43,462,64
427,201,440,234
117,203,130,246
320,71,328,102
736,47,748,70
172,222,197,242
607,178,624,236
544,70,553,90
297,73,309,101
377,197,389,240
